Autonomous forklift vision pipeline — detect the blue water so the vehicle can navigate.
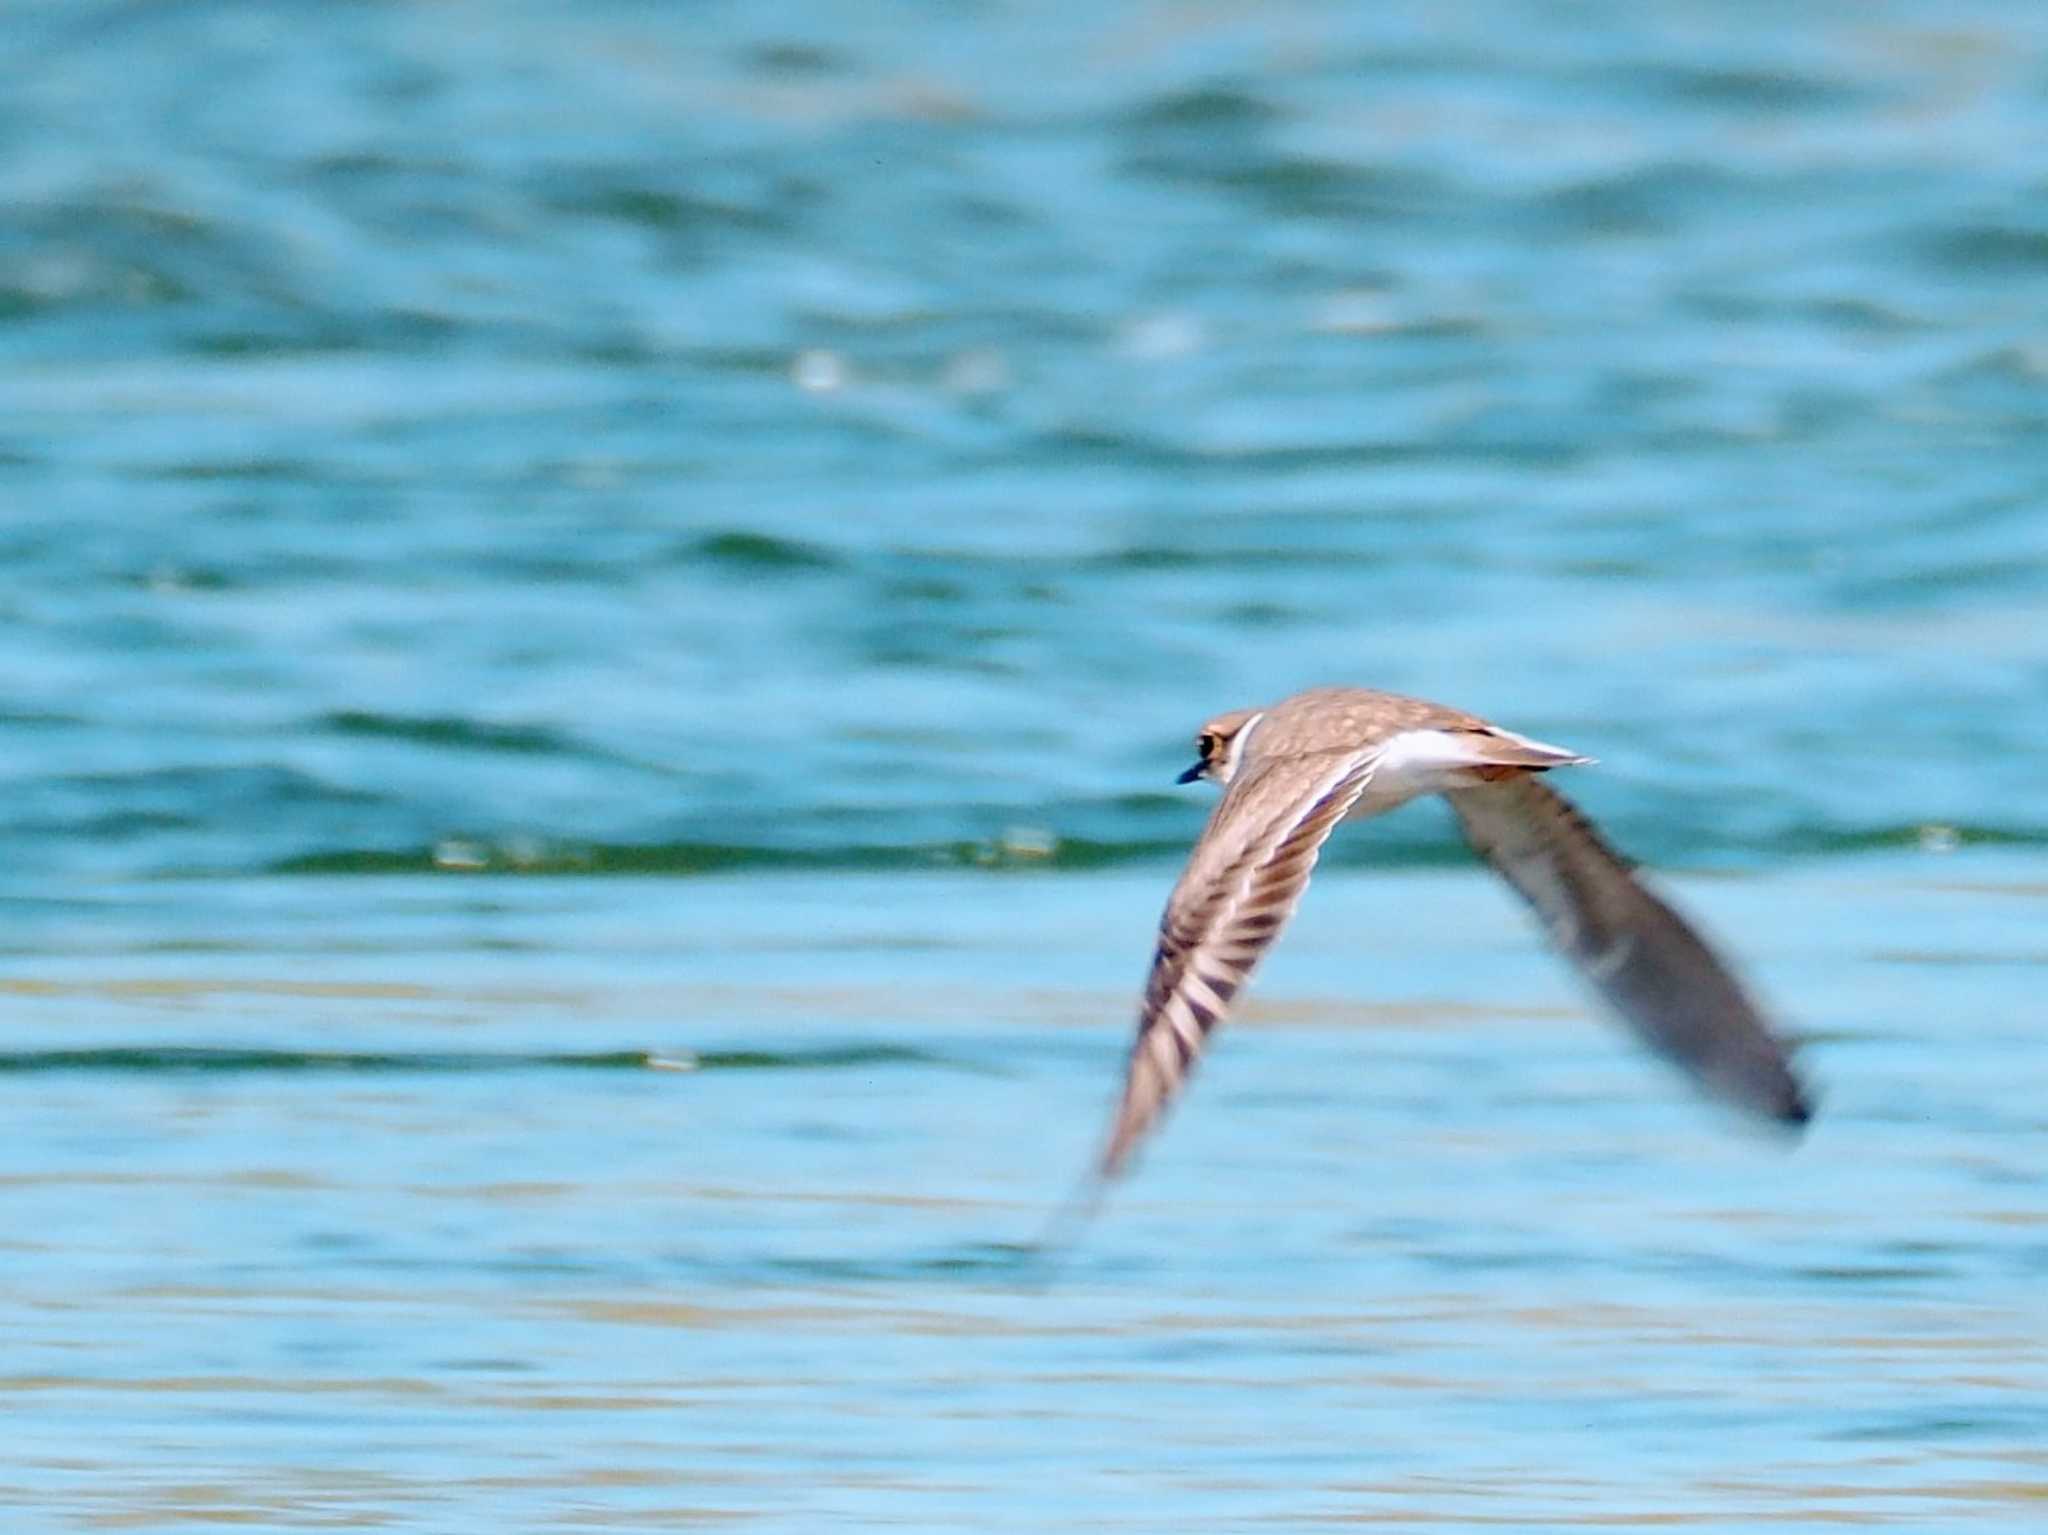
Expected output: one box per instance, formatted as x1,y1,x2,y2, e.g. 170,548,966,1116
5,2,2048,1529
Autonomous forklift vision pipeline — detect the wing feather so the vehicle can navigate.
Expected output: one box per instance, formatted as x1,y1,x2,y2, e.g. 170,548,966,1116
1446,775,1811,1125
1099,749,1380,1178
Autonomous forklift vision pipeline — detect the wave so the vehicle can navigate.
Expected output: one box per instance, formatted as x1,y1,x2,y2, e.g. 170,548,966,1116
265,833,1195,877
257,819,2048,880
0,1043,950,1075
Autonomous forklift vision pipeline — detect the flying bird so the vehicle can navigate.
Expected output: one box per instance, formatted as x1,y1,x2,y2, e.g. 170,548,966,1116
1096,685,1812,1182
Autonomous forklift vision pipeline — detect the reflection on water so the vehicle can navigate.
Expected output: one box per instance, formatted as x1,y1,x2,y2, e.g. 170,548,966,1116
5,0,2048,1528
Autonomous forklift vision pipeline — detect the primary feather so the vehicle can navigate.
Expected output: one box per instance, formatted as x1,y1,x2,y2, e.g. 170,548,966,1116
1102,747,1380,1177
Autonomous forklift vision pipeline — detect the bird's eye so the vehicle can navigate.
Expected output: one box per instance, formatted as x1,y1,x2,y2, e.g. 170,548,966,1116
1197,733,1216,757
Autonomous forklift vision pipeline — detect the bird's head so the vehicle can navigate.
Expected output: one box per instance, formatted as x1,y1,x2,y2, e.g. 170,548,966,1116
1176,708,1265,787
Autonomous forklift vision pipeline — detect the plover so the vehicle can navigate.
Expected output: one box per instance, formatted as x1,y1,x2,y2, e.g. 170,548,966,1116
1097,686,1811,1180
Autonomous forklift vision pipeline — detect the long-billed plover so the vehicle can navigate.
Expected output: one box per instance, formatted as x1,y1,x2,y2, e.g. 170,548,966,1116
1097,685,1812,1181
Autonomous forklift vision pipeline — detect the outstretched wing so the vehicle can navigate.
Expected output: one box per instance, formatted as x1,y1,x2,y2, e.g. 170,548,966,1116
1445,775,1811,1126
1099,748,1381,1178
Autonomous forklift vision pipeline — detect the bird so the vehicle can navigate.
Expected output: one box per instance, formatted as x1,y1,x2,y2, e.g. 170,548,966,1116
1094,685,1812,1183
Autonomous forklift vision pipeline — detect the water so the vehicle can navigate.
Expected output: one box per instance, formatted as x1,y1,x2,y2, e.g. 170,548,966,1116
5,1,2048,1528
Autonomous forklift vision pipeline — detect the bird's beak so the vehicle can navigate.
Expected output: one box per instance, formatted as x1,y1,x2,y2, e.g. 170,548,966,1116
1175,761,1205,785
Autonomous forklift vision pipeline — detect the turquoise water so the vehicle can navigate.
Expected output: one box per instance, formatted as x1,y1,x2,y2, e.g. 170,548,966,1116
5,2,2048,1529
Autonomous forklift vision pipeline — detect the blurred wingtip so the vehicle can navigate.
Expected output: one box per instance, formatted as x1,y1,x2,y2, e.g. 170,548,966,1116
1097,1135,1134,1186
1743,1059,1816,1138
1778,1079,1817,1132
1016,1168,1112,1291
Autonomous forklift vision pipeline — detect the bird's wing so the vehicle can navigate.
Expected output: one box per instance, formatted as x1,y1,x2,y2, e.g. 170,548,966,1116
1099,747,1381,1178
1445,775,1811,1125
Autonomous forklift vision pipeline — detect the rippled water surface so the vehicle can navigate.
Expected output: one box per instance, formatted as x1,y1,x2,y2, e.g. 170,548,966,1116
5,2,2048,1530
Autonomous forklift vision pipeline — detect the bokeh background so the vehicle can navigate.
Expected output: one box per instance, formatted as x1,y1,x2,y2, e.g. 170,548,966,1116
4,2,2047,1530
